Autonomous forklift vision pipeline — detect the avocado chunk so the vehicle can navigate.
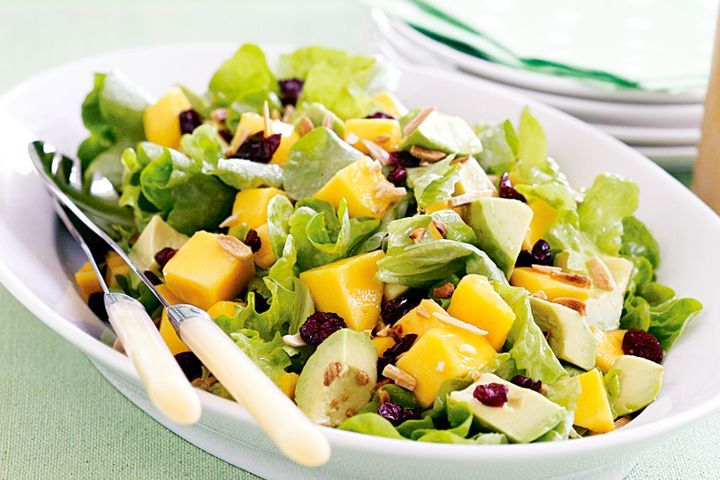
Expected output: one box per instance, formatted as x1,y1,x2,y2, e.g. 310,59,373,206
455,159,495,195
399,109,481,155
450,373,566,443
465,198,533,276
605,355,664,417
295,329,377,426
585,257,634,331
529,297,595,370
129,215,189,272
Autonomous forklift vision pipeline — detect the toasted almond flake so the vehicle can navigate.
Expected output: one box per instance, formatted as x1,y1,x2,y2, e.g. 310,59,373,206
368,160,383,173
451,155,470,164
270,108,281,120
614,416,632,429
374,182,406,202
409,227,427,242
539,384,549,395
112,338,125,354
281,104,295,123
432,311,488,336
216,234,252,259
531,264,563,274
226,128,249,157
458,343,477,355
432,219,447,238
403,107,435,135
374,133,392,144
375,324,392,337
553,297,587,315
409,145,446,163
262,101,271,137
322,113,334,129
447,190,493,207
382,364,417,391
298,116,314,136
323,362,347,386
219,212,240,229
282,333,307,347
433,282,455,299
549,271,593,289
356,371,370,385
345,132,360,145
531,290,549,300
210,108,228,124
415,306,430,318
587,257,616,291
435,361,446,372
361,139,391,165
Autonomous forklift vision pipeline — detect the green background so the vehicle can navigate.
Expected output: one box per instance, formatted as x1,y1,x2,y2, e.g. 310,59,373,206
0,1,716,478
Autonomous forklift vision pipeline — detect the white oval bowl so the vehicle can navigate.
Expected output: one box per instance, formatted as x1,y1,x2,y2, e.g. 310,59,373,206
0,43,718,480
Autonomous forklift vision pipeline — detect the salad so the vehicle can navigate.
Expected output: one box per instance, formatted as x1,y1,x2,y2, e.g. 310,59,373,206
65,44,702,444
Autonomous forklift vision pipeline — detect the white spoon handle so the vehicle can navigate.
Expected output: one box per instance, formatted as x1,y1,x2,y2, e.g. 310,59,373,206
106,293,201,425
167,304,330,467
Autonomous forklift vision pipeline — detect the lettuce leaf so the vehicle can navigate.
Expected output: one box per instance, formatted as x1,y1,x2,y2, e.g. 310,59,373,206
406,157,460,210
474,120,517,175
619,216,660,269
229,329,292,384
208,44,279,111
338,413,404,439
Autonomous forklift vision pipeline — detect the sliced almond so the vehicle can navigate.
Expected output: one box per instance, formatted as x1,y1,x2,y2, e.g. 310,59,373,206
270,108,281,120
530,290,549,300
433,282,455,299
614,416,632,429
587,256,616,291
281,104,295,123
415,306,430,319
345,132,360,146
218,212,240,229
210,108,228,124
447,190,493,207
282,333,307,347
381,364,417,391
361,139,391,165
322,113,334,129
451,155,470,164
262,101,271,137
297,116,314,136
458,343,477,355
374,182,406,202
531,264,563,274
375,324,392,337
549,271,592,289
432,311,488,336
403,107,435,135
368,160,383,173
553,297,587,315
216,234,252,259
374,133,392,144
409,227,427,242
112,338,125,354
409,145,446,163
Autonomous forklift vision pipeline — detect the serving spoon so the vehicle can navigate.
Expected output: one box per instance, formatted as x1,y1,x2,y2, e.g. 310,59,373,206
29,141,331,467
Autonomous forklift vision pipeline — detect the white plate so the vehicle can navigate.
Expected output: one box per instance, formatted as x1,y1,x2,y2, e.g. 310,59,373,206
593,124,700,146
1,43,719,480
375,11,706,105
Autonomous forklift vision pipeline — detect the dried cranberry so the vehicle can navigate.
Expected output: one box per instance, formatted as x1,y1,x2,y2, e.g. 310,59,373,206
377,401,421,425
154,247,177,269
300,312,347,346
498,173,527,202
515,239,553,267
366,112,396,120
219,129,233,143
511,375,542,392
179,108,203,135
279,78,304,106
381,289,423,325
231,132,281,163
87,292,108,322
175,351,203,381
377,334,418,375
244,229,262,253
388,151,420,168
143,270,162,286
387,166,407,186
253,293,270,313
473,383,509,407
622,329,664,363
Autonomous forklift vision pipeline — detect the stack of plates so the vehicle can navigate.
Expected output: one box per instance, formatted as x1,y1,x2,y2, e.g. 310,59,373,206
372,9,706,173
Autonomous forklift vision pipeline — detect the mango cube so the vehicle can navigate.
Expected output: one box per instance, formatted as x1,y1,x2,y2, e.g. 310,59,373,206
344,118,401,153
163,231,255,310
277,372,299,399
143,87,192,148
510,267,591,301
229,187,285,229
74,262,102,302
592,328,627,372
234,112,299,165
372,336,396,358
396,299,450,337
104,251,129,289
300,251,384,332
253,223,276,269
574,369,615,433
314,157,399,218
157,284,189,356
447,274,516,350
207,300,243,320
522,198,558,250
371,91,408,118
396,327,496,407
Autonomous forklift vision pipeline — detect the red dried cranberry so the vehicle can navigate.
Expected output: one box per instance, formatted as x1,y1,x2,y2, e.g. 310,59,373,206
377,334,418,375
366,112,396,120
387,166,407,186
244,229,262,253
87,292,108,322
516,239,553,267
473,383,509,407
381,289,423,325
388,151,420,168
300,312,347,346
219,129,234,143
154,247,177,269
278,78,303,106
175,351,203,381
179,108,203,135
511,375,542,392
498,173,527,202
622,329,664,363
377,401,421,425
232,132,281,163
143,270,162,286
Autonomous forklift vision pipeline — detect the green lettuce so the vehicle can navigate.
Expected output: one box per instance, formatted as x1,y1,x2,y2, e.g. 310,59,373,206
406,157,460,210
208,44,279,111
230,329,292,384
474,120,517,175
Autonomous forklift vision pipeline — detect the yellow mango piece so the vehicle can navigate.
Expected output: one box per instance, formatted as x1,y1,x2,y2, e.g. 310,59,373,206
447,274,516,350
344,119,401,153
510,267,591,301
235,112,299,165
163,231,255,310
424,201,462,216
229,187,286,229
396,327,496,407
74,262,102,302
574,369,615,433
314,157,397,218
427,220,444,239
157,284,189,356
300,251,384,332
143,87,192,148
372,336,396,357
592,328,627,372
277,372,299,399
396,299,448,337
104,251,129,289
236,112,265,135
522,199,558,250
254,223,276,269
207,300,243,319
371,91,408,118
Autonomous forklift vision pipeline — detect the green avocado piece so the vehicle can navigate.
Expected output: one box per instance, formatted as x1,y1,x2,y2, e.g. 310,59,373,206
295,329,377,427
584,257,634,331
465,198,533,276
450,373,566,443
129,215,189,272
455,158,495,195
529,297,595,370
399,109,481,155
605,355,663,417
